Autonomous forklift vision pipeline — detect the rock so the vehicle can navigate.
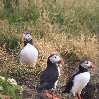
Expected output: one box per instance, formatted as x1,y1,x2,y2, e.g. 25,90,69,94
81,83,99,99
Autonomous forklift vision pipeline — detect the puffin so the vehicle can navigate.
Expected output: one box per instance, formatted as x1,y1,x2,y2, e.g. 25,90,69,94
62,60,95,99
38,54,64,98
19,32,38,68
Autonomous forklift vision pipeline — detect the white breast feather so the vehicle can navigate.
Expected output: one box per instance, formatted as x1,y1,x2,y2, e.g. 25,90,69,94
57,66,61,77
71,72,90,96
54,67,61,89
20,43,38,65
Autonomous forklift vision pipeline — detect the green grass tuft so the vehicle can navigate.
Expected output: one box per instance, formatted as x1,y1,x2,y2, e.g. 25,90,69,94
0,33,19,52
0,78,21,99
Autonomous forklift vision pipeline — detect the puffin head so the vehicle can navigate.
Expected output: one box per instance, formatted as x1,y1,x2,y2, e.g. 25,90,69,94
80,60,96,69
47,54,64,66
21,32,33,46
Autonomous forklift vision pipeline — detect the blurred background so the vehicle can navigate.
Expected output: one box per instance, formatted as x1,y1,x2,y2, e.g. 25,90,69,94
0,0,99,98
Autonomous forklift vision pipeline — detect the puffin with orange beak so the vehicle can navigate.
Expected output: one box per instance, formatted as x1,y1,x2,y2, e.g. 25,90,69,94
20,32,38,68
62,60,96,99
38,54,64,98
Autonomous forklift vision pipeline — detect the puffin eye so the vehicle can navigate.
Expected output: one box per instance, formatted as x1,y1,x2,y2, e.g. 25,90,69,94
55,56,56,58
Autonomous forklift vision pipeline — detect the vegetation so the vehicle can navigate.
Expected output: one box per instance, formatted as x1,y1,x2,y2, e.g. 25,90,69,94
0,76,22,99
0,0,99,98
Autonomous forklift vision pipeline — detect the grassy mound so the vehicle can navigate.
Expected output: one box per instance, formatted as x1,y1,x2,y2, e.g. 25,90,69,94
0,0,99,98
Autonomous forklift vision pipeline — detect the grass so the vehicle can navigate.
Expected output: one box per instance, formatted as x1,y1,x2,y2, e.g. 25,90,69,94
0,77,22,99
41,0,99,35
0,0,40,24
0,32,19,53
0,0,99,98
0,0,98,76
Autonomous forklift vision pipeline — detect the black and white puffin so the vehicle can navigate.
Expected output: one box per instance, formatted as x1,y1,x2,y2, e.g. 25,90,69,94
62,60,95,99
19,32,38,68
38,54,64,98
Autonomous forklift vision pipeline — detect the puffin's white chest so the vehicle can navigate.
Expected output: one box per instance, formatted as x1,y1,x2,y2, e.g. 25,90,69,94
57,66,61,77
54,67,61,89
71,72,90,95
20,43,38,64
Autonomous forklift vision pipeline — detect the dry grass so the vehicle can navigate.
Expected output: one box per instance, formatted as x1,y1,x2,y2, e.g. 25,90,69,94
0,0,98,74
0,0,99,98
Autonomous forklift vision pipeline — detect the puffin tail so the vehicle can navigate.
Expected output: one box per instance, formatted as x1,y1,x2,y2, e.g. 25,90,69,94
62,88,69,93
62,80,73,93
38,82,49,91
62,85,70,93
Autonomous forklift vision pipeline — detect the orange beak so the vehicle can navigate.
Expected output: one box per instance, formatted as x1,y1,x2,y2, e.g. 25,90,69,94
58,59,64,65
91,63,96,69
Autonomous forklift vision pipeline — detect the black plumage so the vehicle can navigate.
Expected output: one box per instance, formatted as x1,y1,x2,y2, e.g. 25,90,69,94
62,61,89,93
24,39,32,46
38,54,59,91
23,32,33,46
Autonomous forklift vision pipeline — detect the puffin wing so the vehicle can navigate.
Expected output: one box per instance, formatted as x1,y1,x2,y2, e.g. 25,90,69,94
62,78,73,93
62,71,80,93
39,68,58,91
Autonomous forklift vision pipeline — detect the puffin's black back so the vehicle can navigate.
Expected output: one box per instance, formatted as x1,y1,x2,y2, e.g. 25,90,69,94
38,57,59,91
62,64,89,93
24,39,33,46
23,32,33,46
